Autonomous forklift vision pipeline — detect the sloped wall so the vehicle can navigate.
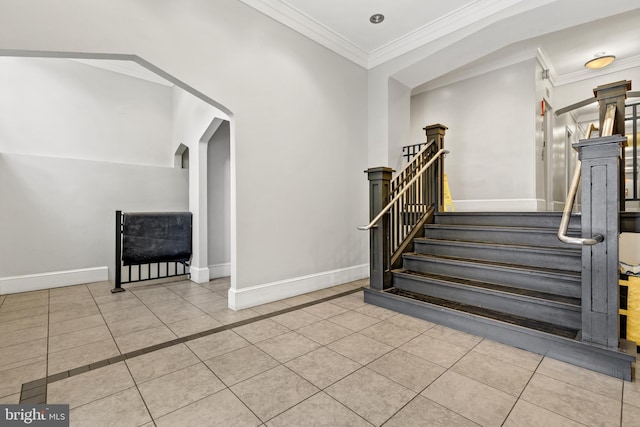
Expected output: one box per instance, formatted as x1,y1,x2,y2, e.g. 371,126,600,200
0,57,188,292
0,57,174,166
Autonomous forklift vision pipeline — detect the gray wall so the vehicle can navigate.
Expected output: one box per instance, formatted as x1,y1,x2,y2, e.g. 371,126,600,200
410,60,537,211
0,57,188,284
0,153,188,279
0,0,369,301
208,121,231,274
0,57,174,166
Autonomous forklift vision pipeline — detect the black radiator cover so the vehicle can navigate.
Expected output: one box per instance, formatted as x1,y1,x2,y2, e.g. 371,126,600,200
122,212,192,265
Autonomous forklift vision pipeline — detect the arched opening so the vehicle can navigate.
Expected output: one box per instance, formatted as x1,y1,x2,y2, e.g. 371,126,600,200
207,121,231,280
0,51,234,296
175,144,190,169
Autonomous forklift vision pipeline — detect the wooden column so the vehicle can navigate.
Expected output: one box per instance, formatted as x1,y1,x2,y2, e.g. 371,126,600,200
594,81,631,136
424,124,447,212
575,135,626,348
365,167,393,290
593,80,631,211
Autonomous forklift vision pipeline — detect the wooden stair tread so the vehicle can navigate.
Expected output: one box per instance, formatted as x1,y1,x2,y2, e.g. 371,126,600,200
386,288,579,339
395,269,580,306
415,237,581,254
404,253,581,278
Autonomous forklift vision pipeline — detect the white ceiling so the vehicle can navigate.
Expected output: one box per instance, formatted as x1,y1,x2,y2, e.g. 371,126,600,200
239,0,538,68
240,0,640,80
411,7,640,93
276,0,474,53
537,8,640,81
72,0,640,107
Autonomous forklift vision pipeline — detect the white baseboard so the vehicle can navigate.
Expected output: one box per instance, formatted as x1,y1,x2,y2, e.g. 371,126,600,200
453,198,546,212
228,264,369,310
189,266,211,284
209,263,231,280
0,267,108,295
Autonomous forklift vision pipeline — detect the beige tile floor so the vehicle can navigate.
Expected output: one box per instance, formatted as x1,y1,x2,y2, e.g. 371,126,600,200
0,277,638,426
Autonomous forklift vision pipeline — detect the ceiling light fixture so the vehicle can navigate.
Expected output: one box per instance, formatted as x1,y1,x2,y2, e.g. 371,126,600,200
584,52,616,69
370,14,384,24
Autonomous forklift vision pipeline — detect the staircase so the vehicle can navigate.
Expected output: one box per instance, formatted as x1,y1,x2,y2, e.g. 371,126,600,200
364,211,636,379
363,88,639,379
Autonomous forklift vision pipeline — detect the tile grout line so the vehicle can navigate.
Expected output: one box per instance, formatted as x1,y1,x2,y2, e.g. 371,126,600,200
152,309,366,425
140,318,265,425
523,361,626,425
18,286,364,404
254,313,423,424
121,352,157,424
498,353,545,426
368,323,470,427
92,282,146,357
370,328,441,423
257,313,471,425
620,380,625,427
19,289,51,405
198,352,265,425
130,279,205,341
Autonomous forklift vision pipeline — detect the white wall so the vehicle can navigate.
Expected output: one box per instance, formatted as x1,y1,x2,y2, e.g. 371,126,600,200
0,57,174,166
171,86,229,283
388,78,412,173
208,121,231,278
171,87,226,155
0,0,369,306
0,57,191,293
410,60,538,211
0,153,188,293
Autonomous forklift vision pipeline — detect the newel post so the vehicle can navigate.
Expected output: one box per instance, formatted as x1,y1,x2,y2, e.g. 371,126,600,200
575,135,627,348
365,167,393,290
593,80,631,211
424,124,447,211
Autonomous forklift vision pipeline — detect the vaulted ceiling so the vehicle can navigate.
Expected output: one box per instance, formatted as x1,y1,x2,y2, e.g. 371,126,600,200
239,0,640,85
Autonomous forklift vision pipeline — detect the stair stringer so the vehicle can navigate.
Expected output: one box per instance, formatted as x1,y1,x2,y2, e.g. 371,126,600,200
364,287,635,380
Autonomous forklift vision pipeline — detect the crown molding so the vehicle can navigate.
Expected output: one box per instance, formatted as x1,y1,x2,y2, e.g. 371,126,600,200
536,47,558,86
238,0,639,87
238,0,369,68
368,0,528,68
554,54,640,86
239,0,539,69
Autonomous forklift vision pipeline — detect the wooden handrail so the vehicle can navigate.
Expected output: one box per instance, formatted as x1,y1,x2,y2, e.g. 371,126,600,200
359,148,448,230
390,139,435,191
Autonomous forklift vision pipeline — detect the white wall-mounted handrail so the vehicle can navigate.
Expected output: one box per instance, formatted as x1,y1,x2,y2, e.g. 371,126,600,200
359,148,448,230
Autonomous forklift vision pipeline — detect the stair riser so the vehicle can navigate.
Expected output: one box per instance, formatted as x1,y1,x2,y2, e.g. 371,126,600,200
393,274,582,330
424,228,580,249
414,241,581,272
363,288,634,380
403,256,581,298
435,213,581,229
